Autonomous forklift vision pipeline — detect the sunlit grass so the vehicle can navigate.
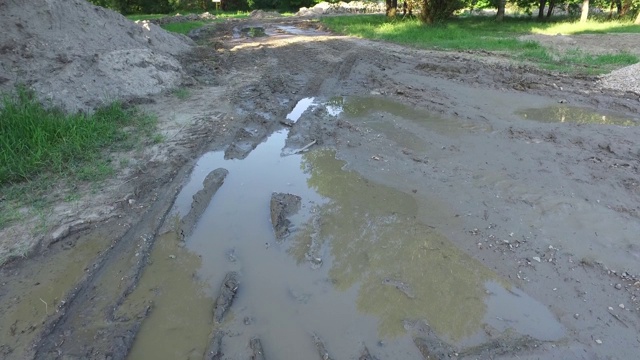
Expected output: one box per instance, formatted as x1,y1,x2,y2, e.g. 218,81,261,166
532,19,640,35
0,87,159,228
161,21,207,34
321,15,639,74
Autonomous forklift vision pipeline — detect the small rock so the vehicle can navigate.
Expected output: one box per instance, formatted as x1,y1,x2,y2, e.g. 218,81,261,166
168,254,176,259
532,256,541,263
619,303,625,309
595,339,602,344
574,313,579,319
608,306,614,311
615,283,622,290
558,99,567,104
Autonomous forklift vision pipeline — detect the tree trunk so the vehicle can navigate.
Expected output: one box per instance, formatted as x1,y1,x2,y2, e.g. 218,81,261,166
537,0,547,20
420,0,432,23
546,0,555,17
621,0,632,16
496,0,506,21
615,0,622,14
580,0,589,22
386,0,397,16
636,10,640,24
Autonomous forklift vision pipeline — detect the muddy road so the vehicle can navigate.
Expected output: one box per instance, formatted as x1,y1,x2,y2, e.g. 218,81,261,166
2,17,640,359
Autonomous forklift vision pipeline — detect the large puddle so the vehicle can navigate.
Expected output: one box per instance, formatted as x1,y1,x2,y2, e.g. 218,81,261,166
517,105,639,126
128,99,564,358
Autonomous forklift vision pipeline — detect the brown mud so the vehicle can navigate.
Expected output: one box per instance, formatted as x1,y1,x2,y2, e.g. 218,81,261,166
2,17,640,359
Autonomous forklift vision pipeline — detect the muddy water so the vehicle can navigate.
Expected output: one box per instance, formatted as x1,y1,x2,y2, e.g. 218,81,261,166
328,96,492,134
0,230,113,359
129,99,565,358
517,105,639,126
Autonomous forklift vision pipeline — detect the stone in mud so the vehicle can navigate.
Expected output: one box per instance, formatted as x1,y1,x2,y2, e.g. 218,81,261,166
312,333,334,360
250,338,266,360
204,330,224,360
459,334,542,358
270,192,302,239
180,168,228,240
408,321,456,360
413,336,455,360
213,271,239,323
359,345,379,360
382,278,415,299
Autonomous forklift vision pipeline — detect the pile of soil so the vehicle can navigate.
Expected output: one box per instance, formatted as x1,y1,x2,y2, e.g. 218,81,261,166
0,0,194,113
149,11,217,26
296,1,385,17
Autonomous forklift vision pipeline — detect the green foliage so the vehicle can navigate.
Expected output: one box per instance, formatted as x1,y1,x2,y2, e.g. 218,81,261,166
420,0,465,23
0,87,157,186
321,15,639,73
248,0,279,9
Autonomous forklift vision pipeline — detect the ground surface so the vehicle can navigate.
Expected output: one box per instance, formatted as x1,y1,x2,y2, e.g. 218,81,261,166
1,16,640,360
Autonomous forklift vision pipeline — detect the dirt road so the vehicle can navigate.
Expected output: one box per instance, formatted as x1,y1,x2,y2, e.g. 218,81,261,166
1,17,640,359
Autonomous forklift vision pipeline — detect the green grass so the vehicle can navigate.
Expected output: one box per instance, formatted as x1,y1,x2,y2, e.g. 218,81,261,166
161,21,207,34
320,15,639,74
0,87,159,227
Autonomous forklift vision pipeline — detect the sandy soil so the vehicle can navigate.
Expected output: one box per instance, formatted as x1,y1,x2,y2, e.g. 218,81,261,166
1,16,640,360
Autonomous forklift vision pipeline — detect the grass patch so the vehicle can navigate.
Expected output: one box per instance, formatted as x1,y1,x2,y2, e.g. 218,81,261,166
0,87,159,228
161,21,206,34
173,87,191,99
320,15,639,74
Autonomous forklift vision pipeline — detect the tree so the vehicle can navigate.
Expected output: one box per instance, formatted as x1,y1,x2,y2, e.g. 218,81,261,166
386,0,399,16
419,0,464,23
636,9,640,23
580,0,589,22
496,0,506,20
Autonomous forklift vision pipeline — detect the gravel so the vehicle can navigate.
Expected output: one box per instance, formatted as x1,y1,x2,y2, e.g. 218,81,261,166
598,62,640,95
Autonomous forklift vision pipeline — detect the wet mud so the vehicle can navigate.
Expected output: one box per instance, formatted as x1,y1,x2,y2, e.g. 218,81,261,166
2,17,640,360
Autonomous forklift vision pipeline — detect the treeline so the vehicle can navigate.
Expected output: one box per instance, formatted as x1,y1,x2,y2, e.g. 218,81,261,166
88,0,639,22
87,0,318,13
397,0,640,23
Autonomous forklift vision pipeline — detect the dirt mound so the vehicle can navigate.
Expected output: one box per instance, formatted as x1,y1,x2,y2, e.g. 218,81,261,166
249,10,284,19
0,0,194,113
149,11,217,26
296,1,385,17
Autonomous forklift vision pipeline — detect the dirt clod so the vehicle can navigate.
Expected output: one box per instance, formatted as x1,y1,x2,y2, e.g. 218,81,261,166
270,192,302,240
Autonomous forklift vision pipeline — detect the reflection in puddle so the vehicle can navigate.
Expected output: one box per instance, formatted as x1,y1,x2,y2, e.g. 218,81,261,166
517,105,638,126
130,99,563,358
325,96,491,134
240,26,266,37
286,97,314,123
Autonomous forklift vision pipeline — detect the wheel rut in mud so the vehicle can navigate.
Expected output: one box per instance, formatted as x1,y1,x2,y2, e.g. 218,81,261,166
2,18,640,360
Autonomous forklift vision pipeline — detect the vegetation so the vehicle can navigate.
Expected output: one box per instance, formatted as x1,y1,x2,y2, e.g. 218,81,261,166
321,15,639,74
0,88,159,228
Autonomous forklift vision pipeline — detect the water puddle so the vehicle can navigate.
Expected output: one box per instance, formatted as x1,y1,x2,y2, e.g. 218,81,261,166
517,105,639,126
326,95,492,135
128,99,564,358
270,25,329,36
0,232,111,358
124,232,214,359
240,26,266,38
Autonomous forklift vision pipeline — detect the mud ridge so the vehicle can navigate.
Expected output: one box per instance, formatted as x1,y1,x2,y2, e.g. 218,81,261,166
180,168,229,240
